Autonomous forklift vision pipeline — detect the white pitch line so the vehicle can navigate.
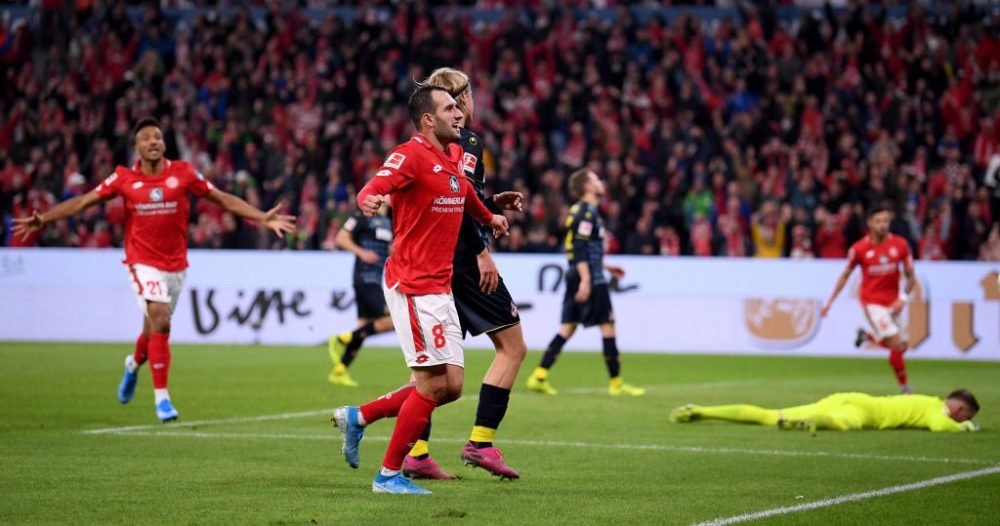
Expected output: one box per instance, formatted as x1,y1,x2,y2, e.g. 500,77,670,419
80,380,755,434
692,465,1000,526
81,409,332,435
101,430,996,466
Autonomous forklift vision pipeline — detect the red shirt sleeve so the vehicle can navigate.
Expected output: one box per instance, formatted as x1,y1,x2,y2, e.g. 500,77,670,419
464,181,493,225
94,169,125,199
186,164,215,197
357,146,415,205
846,243,861,269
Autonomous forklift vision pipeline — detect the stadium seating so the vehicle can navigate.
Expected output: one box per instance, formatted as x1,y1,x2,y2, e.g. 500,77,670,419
0,3,997,259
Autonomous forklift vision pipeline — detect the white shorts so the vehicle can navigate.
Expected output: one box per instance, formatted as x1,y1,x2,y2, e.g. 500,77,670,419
383,280,464,368
862,303,904,342
126,263,186,316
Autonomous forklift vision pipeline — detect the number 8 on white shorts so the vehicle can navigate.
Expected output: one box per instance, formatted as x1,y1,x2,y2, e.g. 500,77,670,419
383,281,464,368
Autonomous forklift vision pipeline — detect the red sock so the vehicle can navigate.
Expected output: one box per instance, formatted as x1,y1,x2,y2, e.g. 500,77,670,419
133,334,150,365
382,390,437,470
147,333,171,389
360,384,415,424
888,349,908,387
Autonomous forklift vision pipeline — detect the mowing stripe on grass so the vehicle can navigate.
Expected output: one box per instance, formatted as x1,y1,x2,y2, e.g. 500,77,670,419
102,429,997,466
692,465,1000,526
564,380,759,394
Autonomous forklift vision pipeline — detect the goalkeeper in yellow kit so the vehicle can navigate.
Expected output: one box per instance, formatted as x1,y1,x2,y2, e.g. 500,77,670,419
670,389,980,434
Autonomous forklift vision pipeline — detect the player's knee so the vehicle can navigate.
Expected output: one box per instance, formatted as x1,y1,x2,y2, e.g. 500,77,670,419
417,373,462,404
887,336,907,351
441,384,463,404
496,338,527,363
147,309,171,333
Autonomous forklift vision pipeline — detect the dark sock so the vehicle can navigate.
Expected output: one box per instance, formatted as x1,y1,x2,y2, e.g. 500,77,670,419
602,337,621,378
342,321,374,366
472,384,511,448
539,334,567,369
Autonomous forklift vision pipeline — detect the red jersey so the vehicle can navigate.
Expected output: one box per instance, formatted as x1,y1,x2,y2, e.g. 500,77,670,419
95,159,214,272
357,134,493,295
848,234,913,306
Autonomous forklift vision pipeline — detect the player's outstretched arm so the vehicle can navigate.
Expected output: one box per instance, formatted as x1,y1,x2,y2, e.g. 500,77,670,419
821,260,856,317
203,189,295,238
491,191,524,212
11,191,104,240
926,412,979,432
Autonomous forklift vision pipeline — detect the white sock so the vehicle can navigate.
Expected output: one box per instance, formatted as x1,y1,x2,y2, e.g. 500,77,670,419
379,467,400,477
154,388,170,404
357,411,368,427
125,355,139,374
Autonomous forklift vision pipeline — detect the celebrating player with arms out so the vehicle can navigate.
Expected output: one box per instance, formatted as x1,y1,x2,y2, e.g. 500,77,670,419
326,200,394,387
670,389,980,434
526,169,645,397
331,86,509,494
821,202,916,393
12,117,295,422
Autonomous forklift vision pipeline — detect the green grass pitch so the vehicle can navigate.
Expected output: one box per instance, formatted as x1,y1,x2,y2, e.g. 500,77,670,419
1,342,998,525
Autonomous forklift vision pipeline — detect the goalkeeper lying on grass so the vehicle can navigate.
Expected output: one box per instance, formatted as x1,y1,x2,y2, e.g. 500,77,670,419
670,389,980,434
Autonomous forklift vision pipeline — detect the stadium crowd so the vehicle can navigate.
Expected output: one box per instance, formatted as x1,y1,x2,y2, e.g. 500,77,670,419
1,2,999,260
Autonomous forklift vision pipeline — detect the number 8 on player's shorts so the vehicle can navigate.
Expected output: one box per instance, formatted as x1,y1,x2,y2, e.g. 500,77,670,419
383,280,464,368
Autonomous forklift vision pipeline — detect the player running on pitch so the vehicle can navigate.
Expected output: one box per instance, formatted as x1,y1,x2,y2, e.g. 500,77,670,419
326,201,394,387
821,202,916,393
12,117,295,423
670,389,980,433
331,85,509,494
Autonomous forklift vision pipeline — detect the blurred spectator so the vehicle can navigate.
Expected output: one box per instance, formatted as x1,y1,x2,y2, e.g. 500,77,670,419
750,201,787,258
0,3,996,261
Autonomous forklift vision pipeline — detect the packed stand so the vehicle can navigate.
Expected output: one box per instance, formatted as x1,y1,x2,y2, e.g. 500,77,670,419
1,3,998,260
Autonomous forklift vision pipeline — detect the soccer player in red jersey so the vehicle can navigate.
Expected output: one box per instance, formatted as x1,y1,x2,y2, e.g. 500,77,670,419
331,86,509,494
12,117,295,422
821,202,916,393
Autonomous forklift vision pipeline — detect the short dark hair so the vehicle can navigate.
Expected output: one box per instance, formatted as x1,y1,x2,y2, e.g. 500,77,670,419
408,85,449,128
133,117,161,137
568,168,592,199
867,201,892,218
947,389,980,413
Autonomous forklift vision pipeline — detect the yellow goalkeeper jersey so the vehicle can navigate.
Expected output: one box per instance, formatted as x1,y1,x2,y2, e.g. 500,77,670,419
829,393,966,432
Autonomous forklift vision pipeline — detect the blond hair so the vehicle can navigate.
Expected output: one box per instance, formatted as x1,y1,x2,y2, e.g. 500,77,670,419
425,67,470,98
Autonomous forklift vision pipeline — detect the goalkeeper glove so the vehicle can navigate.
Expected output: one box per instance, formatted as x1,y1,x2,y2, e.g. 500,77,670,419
960,420,980,432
